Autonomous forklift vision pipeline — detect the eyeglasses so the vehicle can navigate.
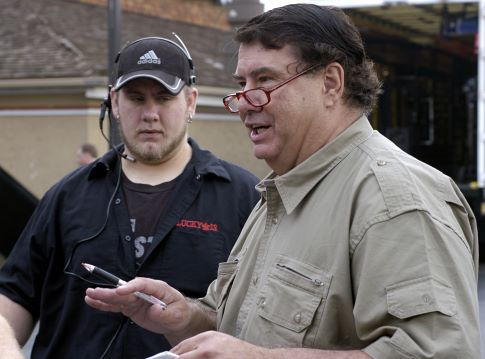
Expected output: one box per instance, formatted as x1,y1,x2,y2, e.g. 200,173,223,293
222,64,320,113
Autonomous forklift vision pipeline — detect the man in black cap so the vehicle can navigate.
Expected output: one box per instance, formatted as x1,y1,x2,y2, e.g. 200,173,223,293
0,36,260,359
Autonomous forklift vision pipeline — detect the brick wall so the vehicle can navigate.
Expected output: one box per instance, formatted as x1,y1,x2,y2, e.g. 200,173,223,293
70,0,231,30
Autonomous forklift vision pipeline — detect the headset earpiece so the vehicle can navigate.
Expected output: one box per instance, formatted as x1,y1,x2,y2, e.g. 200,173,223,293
99,87,113,130
98,89,135,162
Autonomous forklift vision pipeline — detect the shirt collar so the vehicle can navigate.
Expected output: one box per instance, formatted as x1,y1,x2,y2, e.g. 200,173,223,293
188,138,231,181
256,115,374,214
87,139,232,182
87,146,119,180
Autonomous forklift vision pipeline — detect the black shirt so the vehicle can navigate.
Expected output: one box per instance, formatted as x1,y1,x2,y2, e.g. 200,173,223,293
0,139,260,359
122,172,176,266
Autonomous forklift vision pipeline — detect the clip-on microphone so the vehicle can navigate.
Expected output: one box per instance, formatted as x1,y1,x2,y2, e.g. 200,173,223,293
99,91,135,162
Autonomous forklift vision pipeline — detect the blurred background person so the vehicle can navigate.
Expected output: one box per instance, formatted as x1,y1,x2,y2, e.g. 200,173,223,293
76,143,99,166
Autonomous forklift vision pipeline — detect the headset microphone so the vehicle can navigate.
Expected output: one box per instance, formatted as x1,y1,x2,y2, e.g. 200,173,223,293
99,93,136,162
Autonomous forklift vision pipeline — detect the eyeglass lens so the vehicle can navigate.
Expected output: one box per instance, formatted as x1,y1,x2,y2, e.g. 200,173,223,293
225,89,267,112
245,89,267,106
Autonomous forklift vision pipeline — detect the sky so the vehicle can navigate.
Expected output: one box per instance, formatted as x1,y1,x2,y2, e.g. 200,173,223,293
260,0,378,10
260,0,479,11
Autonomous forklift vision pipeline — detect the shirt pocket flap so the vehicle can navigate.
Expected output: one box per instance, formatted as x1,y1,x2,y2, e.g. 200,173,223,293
257,255,331,333
386,276,457,320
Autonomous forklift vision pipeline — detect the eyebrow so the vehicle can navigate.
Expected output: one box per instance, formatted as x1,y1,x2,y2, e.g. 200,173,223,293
123,87,171,96
232,66,281,82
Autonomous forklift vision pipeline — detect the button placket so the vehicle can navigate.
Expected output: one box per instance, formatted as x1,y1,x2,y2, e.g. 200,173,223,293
236,182,281,337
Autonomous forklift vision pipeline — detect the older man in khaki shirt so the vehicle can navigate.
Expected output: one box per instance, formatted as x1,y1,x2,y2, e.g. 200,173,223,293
200,115,480,357
85,4,481,358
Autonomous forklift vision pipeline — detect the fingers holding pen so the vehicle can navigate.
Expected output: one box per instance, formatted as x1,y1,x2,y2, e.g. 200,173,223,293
84,286,140,316
84,277,190,335
116,277,175,303
118,278,194,331
85,278,166,311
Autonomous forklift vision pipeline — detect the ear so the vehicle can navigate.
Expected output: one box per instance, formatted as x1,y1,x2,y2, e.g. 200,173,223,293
186,86,198,116
110,88,120,119
322,62,345,108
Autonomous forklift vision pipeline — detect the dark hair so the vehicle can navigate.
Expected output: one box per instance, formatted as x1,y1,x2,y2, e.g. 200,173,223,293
81,143,98,158
235,4,382,114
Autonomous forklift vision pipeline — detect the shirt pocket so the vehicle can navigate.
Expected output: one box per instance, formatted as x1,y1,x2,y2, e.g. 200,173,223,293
386,276,457,319
250,255,332,347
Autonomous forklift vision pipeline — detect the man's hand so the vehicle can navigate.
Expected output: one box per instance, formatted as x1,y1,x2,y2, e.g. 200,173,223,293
171,331,371,359
171,331,268,359
85,277,191,335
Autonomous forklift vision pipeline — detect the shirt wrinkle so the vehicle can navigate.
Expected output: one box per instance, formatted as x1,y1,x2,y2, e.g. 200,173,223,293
274,116,374,214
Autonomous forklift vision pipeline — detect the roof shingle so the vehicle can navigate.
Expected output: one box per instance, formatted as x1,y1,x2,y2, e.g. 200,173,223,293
0,0,238,86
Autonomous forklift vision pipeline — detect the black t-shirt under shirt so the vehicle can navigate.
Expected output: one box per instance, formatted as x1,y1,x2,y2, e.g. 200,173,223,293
121,172,177,266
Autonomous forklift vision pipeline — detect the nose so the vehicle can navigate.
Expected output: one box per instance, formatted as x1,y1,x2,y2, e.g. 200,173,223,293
141,100,160,122
236,93,261,118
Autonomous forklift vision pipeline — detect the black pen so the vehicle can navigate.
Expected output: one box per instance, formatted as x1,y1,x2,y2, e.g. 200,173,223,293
81,263,167,309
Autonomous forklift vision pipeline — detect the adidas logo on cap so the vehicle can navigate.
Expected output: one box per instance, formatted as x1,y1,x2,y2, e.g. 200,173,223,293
137,50,161,65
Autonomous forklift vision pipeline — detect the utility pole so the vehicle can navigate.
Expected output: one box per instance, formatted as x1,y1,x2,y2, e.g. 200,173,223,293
108,0,122,145
478,0,485,187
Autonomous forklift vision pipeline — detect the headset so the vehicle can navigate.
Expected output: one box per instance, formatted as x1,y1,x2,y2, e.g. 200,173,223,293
98,33,196,163
98,89,136,162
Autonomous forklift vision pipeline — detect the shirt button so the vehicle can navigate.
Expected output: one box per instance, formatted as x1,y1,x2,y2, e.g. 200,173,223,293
125,235,131,242
313,279,324,287
272,218,278,224
129,320,134,325
377,160,387,166
115,198,121,204
259,297,266,308
293,313,302,323
252,276,258,285
422,294,431,303
196,174,201,180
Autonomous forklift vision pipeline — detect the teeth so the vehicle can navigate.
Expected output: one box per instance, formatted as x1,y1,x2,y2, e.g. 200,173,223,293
251,126,267,136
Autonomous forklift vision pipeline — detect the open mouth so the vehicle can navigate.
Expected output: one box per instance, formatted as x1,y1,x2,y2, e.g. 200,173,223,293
251,125,269,136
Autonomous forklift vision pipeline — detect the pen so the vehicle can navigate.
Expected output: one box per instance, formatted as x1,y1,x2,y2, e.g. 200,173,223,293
81,263,167,309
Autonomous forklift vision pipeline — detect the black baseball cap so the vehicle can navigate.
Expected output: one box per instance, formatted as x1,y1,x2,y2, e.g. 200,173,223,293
113,37,195,95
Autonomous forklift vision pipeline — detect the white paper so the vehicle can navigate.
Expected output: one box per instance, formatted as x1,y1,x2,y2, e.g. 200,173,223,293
145,351,179,359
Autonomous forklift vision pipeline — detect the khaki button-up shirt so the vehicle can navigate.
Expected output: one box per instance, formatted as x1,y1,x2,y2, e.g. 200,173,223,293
200,116,481,358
